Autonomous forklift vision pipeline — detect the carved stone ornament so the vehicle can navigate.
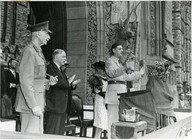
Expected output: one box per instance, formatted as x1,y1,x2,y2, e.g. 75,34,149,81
86,1,97,104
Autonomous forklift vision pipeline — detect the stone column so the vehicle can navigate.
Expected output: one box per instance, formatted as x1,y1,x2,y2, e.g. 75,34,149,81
66,1,88,102
172,1,183,95
172,1,191,108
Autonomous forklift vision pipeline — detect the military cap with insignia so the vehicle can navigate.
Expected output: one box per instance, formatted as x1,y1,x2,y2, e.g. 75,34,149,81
27,21,52,33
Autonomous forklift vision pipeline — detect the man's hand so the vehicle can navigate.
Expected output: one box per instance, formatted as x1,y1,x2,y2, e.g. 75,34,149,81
72,79,81,86
125,60,135,70
32,106,42,117
10,83,16,88
45,79,50,90
49,76,58,86
68,74,76,84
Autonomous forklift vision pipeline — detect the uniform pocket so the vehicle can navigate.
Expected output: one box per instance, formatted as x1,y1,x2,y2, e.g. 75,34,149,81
34,56,46,77
34,80,45,93
38,65,46,77
34,64,46,77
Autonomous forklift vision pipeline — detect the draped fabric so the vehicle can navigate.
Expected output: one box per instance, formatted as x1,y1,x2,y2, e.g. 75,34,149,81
119,91,157,133
119,77,176,133
146,77,175,116
111,124,134,139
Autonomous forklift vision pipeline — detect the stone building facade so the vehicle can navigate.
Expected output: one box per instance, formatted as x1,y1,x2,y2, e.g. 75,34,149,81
0,1,191,107
1,2,30,59
172,1,191,95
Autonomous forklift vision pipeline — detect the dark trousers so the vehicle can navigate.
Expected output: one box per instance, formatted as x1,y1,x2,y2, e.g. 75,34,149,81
45,112,66,135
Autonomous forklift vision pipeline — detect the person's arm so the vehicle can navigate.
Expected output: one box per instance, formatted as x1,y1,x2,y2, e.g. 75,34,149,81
123,71,142,81
71,79,81,90
70,83,77,90
47,65,70,89
123,62,145,81
105,59,125,78
19,48,38,110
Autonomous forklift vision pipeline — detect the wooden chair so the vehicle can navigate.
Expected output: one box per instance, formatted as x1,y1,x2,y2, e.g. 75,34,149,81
68,94,95,137
64,114,76,136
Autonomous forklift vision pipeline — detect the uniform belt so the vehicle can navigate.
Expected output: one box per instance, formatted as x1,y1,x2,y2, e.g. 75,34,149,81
108,81,126,85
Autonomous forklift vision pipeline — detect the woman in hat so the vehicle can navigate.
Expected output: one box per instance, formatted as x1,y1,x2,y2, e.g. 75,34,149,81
89,61,108,139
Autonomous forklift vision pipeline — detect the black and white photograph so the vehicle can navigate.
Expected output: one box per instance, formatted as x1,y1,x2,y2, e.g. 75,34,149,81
0,0,191,139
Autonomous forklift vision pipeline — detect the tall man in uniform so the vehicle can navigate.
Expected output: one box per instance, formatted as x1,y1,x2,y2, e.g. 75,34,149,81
15,21,58,133
105,43,145,138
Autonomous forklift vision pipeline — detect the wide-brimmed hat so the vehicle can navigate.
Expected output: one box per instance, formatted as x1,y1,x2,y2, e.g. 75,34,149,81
91,61,105,71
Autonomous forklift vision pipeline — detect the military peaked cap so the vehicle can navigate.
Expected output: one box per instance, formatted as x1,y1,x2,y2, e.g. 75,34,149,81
27,21,52,33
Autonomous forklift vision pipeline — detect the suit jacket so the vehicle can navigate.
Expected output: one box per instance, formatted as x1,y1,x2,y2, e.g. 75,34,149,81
5,69,19,98
46,61,70,114
15,43,47,113
0,64,7,117
104,56,143,104
1,64,6,97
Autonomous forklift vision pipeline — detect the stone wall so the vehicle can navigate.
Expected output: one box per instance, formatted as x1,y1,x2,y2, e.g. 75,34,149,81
65,1,88,103
172,1,191,94
1,2,30,62
0,1,191,105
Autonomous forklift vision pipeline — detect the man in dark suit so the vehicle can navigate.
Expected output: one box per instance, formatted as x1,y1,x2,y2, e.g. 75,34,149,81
45,49,80,135
5,58,19,113
0,48,7,98
0,47,8,117
60,62,81,116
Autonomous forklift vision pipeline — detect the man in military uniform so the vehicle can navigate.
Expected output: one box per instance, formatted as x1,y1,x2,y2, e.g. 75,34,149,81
104,43,145,138
15,21,58,133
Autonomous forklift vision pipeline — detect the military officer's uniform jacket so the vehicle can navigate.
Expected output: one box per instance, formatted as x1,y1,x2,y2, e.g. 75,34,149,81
105,55,143,105
15,42,47,113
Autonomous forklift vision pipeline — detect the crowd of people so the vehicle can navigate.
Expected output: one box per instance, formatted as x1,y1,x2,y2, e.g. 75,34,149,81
0,20,147,138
